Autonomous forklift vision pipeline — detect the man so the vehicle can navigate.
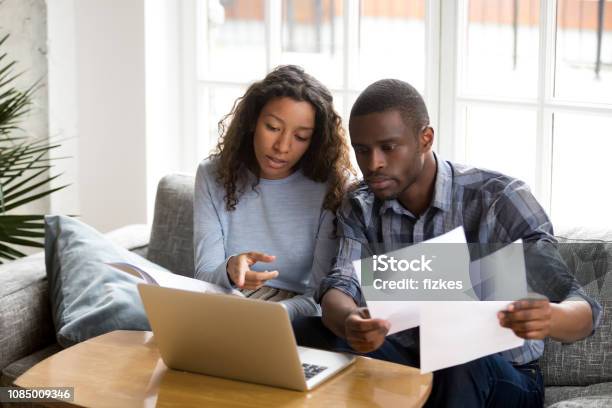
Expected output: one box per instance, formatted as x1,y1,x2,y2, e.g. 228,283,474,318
295,79,601,407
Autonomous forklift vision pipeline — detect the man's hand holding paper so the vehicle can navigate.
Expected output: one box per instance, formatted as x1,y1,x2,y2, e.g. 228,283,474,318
344,307,390,353
499,297,552,340
353,226,529,373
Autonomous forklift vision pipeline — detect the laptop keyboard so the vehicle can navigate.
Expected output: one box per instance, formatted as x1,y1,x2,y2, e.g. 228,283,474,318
302,363,328,380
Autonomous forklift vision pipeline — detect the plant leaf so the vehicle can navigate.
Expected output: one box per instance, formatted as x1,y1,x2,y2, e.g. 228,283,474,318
0,34,68,259
0,241,25,261
0,235,44,247
1,184,68,212
2,174,63,205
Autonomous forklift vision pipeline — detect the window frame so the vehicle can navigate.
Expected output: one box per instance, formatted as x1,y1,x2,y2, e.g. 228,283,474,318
184,0,612,221
191,0,441,152
439,0,612,217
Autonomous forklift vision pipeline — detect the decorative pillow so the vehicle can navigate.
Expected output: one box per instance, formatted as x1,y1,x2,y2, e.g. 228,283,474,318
540,236,612,386
45,215,162,347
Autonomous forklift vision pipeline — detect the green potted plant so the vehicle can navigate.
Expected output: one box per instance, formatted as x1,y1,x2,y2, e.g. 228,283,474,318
0,33,67,263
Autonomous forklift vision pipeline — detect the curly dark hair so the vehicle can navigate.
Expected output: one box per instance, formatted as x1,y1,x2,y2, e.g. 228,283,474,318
209,65,354,212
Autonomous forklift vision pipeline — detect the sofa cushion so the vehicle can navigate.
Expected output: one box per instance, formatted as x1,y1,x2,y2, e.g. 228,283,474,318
1,223,152,374
0,343,62,386
0,254,55,372
540,303,611,387
45,215,162,347
545,383,612,407
549,398,612,408
555,228,612,304
147,174,195,277
540,229,612,386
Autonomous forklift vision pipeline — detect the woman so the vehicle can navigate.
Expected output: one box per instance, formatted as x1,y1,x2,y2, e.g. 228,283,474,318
194,65,353,320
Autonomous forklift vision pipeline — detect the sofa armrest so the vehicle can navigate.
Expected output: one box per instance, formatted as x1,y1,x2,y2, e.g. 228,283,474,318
0,253,55,372
104,224,150,251
0,222,151,372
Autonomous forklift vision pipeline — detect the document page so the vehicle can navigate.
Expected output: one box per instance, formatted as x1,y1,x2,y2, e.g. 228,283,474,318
107,262,244,297
353,227,527,373
355,227,471,334
419,301,523,373
419,240,526,372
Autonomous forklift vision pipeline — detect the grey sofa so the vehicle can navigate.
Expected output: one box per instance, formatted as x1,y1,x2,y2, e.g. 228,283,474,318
0,174,610,407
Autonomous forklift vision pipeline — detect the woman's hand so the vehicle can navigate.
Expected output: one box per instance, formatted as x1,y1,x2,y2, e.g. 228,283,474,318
226,252,279,289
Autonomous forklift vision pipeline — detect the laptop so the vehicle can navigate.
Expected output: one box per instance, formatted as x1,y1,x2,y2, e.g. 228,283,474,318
137,284,356,391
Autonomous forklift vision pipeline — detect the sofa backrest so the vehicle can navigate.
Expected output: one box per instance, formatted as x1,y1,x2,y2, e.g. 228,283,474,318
540,228,612,386
147,174,196,277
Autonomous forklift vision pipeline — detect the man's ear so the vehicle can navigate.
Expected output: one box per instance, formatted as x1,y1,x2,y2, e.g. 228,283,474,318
420,126,434,152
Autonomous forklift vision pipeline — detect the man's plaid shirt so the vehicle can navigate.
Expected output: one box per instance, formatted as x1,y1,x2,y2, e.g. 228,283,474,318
316,153,602,365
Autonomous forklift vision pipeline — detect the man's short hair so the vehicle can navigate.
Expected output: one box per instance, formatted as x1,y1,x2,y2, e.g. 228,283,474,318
350,79,430,135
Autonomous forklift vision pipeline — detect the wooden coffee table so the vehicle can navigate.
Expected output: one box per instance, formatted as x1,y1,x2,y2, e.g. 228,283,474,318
15,330,432,407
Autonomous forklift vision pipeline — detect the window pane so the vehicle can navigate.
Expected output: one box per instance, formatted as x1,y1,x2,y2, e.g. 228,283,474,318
341,91,362,176
331,91,347,123
460,0,540,98
358,0,426,92
197,85,247,160
551,112,612,229
281,0,344,88
462,105,537,189
554,0,612,103
202,0,266,82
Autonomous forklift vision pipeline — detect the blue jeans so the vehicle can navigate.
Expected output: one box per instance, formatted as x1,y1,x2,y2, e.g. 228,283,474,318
292,317,544,407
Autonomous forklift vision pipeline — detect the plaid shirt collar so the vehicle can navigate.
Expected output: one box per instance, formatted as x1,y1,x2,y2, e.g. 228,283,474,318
378,152,453,217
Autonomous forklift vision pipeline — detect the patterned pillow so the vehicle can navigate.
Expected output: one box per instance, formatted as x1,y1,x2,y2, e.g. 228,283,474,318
539,235,612,386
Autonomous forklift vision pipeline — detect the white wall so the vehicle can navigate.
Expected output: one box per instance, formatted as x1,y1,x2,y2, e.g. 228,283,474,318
48,0,149,232
47,0,79,217
145,0,197,224
47,0,195,232
0,0,49,216
75,0,148,232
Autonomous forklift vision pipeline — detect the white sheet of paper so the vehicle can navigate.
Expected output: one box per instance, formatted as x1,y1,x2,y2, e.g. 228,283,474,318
469,239,526,301
356,226,469,334
354,227,527,372
367,301,421,334
355,260,420,333
419,301,524,373
423,226,467,244
107,262,243,296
